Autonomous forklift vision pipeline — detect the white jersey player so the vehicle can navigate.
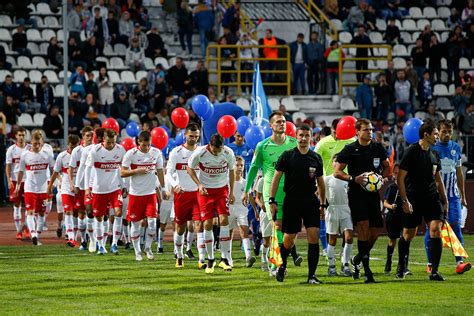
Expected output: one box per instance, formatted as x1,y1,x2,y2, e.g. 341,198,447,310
121,131,166,261
85,129,126,255
158,167,175,254
187,133,236,274
6,127,30,240
15,132,54,246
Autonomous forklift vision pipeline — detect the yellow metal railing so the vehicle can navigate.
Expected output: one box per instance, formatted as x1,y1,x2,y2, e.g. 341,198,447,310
206,44,291,96
297,0,338,41
338,44,393,95
222,0,257,40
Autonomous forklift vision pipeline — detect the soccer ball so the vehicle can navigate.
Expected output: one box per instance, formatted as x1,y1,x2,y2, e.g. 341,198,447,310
362,172,383,192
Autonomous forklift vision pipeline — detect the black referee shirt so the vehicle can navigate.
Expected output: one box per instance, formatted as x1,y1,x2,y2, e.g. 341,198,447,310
399,143,440,197
336,140,387,192
275,147,323,197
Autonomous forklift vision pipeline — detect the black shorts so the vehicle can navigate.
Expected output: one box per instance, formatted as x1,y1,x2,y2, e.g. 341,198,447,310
282,196,320,234
402,194,444,229
348,190,383,228
385,211,403,239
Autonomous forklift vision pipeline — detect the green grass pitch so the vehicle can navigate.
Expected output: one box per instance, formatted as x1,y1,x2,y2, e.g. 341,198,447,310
0,236,473,315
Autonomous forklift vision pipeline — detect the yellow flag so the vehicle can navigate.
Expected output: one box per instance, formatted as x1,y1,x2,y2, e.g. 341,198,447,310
269,224,283,267
441,221,469,258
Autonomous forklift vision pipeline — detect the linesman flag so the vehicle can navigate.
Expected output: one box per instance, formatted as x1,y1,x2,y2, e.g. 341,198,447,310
250,62,272,127
441,220,469,258
269,224,283,267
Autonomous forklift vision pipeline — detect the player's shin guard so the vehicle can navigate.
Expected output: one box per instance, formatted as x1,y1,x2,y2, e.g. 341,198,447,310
243,238,251,259
157,229,164,249
327,244,336,266
87,217,95,242
424,229,432,264
36,216,44,239
397,237,410,272
65,214,74,240
429,237,442,274
112,217,123,246
197,232,206,261
146,218,157,250
204,229,214,260
78,218,87,242
26,214,37,238
450,223,464,263
319,220,327,250
94,219,104,248
219,225,231,261
174,231,184,259
186,231,195,251
343,242,353,265
103,219,110,241
130,221,141,255
13,206,22,233
308,243,320,277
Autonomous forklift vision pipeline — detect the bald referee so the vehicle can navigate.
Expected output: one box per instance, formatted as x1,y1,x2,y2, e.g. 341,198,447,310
270,125,326,284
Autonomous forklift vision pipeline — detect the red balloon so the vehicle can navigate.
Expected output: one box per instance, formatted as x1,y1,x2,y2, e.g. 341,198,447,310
151,127,168,149
217,115,237,138
285,121,296,138
102,118,120,134
171,107,190,129
120,137,136,151
336,116,357,140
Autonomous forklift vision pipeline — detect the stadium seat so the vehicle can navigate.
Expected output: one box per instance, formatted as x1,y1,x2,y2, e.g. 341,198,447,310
26,29,42,42
0,28,12,41
27,42,40,55
120,129,128,139
35,16,44,28
437,7,451,18
393,57,407,69
393,44,408,56
0,70,12,80
330,19,343,31
24,129,31,142
448,84,455,95
144,58,155,70
36,3,53,15
339,32,352,44
369,32,383,44
18,114,34,126
446,111,455,120
98,113,107,123
409,7,422,19
29,70,43,83
340,97,356,110
129,113,140,123
377,60,388,69
459,58,471,69
432,19,447,31
136,70,148,81
120,71,136,83
417,19,430,30
114,44,127,56
110,57,127,70
281,97,297,111
55,84,67,97
433,84,449,96
423,7,437,19
292,111,306,122
402,20,417,31
103,45,116,56
58,70,72,80
436,97,452,110
376,19,386,31
441,58,447,69
33,113,46,127
13,70,28,82
400,32,413,44
368,60,377,69
96,56,110,68
236,98,250,111
32,56,51,70
44,16,59,28
108,71,120,83
387,112,395,124
57,30,65,42
40,42,49,55
352,111,360,118
268,97,280,111
440,31,449,42
6,56,16,68
0,15,13,27
17,56,34,69
168,57,177,67
44,70,59,84
42,29,56,42
415,111,426,120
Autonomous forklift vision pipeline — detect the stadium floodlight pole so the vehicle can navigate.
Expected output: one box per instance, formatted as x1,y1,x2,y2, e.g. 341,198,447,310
62,0,69,147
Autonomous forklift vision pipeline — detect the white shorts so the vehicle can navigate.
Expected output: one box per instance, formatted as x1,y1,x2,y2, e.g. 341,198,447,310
229,206,248,230
56,192,64,214
325,205,353,235
259,210,272,238
160,199,174,224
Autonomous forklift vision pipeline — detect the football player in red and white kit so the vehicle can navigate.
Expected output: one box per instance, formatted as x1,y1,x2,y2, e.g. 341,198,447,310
72,127,104,253
47,135,81,248
85,129,126,255
121,131,166,261
6,126,30,240
15,132,55,245
166,123,203,268
187,133,236,274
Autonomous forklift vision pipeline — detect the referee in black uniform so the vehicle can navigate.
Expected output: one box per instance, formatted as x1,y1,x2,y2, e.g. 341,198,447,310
397,121,448,281
269,124,326,284
334,118,390,283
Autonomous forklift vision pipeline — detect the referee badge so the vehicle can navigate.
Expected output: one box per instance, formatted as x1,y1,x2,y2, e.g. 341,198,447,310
309,167,316,178
373,158,380,169
432,165,437,175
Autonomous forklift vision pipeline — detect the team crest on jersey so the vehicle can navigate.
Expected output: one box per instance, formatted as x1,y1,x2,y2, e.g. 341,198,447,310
451,149,457,156
373,158,380,168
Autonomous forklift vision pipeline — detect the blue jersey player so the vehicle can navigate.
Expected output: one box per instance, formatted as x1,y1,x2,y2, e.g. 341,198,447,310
431,120,471,275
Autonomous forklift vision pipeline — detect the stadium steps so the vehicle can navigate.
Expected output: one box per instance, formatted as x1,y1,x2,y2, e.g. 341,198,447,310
291,95,346,123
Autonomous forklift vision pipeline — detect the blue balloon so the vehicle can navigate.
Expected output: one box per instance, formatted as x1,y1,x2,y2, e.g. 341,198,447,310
262,123,272,138
175,130,185,146
237,116,252,136
160,125,171,137
244,126,265,150
403,118,423,144
192,94,211,118
200,102,214,121
126,121,140,137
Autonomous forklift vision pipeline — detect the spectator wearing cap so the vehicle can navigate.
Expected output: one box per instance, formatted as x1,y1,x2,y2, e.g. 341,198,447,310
289,33,308,95
126,37,145,72
307,31,324,95
87,7,110,55
193,0,216,58
145,26,167,59
355,75,374,119
166,57,190,95
119,11,134,45
177,1,194,56
18,77,36,114
350,25,373,82
12,24,31,57
323,40,345,95
148,64,167,112
189,60,209,96
129,23,149,50
112,91,132,129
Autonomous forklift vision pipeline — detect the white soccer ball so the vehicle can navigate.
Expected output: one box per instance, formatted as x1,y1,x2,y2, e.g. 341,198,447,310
362,172,383,193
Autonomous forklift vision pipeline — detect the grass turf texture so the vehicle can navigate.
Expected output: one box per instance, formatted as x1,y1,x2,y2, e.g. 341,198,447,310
0,236,473,315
